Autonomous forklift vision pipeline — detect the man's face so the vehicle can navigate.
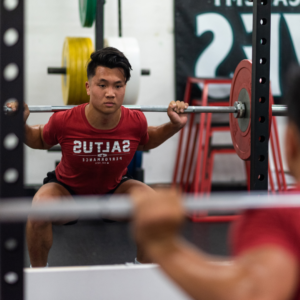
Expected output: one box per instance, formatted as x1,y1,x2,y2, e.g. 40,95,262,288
86,66,126,114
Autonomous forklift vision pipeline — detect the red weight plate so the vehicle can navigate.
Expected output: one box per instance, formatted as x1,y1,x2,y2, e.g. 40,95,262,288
230,60,273,161
229,60,252,161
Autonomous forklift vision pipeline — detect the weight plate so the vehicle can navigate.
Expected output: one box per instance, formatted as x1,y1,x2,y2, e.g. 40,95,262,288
62,38,77,105
79,38,88,104
61,37,94,105
79,0,96,28
229,59,273,161
80,38,94,104
74,39,83,105
104,37,141,105
229,60,252,161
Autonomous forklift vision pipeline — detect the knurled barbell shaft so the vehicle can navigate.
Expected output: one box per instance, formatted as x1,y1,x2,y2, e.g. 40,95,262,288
0,192,299,222
28,105,238,114
4,104,287,116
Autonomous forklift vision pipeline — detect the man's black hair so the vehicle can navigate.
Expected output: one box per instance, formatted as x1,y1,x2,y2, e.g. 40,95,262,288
87,47,132,83
285,65,300,131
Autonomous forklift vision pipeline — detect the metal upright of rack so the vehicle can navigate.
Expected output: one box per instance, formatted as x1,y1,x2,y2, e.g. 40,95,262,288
95,0,105,50
0,0,25,299
250,0,271,191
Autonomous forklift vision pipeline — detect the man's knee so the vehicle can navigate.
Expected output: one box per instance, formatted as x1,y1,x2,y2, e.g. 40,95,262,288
30,183,74,225
116,179,155,194
133,182,155,195
27,218,51,232
32,183,71,205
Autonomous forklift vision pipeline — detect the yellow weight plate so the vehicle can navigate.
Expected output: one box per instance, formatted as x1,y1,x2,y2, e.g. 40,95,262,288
61,38,78,105
80,39,89,104
61,37,94,105
61,38,70,105
76,37,93,104
71,38,82,105
74,38,83,105
80,38,94,104
68,39,76,104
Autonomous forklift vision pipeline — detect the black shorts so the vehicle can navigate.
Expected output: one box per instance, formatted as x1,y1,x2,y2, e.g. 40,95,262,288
43,170,133,196
43,170,133,225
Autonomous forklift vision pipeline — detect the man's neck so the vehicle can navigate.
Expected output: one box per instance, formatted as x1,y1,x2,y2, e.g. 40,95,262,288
85,104,122,130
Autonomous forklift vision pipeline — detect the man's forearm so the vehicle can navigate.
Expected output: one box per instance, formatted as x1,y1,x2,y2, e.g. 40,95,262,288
25,124,48,149
143,122,182,150
148,239,254,300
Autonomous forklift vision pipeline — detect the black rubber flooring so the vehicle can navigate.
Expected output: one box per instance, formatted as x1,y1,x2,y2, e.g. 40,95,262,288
24,220,231,267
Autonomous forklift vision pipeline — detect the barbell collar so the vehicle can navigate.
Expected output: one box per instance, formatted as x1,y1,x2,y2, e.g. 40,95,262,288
233,101,245,118
0,192,299,222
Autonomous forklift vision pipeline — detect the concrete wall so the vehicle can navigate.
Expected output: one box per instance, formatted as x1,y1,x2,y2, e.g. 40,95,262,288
24,0,287,186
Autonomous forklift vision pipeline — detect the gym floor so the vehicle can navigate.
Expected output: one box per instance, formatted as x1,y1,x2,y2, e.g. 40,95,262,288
24,220,230,267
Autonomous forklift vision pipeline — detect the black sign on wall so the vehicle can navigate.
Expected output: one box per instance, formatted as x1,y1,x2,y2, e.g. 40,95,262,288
175,0,300,103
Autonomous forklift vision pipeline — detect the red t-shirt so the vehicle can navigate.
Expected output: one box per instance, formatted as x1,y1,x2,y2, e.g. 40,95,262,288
231,208,300,299
43,104,149,195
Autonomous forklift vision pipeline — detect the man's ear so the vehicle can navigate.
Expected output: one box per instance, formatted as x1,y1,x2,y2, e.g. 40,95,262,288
85,81,90,95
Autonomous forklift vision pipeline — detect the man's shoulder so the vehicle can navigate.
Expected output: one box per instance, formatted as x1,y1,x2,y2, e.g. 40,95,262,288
47,104,85,132
242,207,300,222
57,103,85,120
231,207,300,255
122,106,146,122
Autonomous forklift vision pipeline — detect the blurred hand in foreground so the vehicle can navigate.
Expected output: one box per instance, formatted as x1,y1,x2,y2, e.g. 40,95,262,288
131,188,185,255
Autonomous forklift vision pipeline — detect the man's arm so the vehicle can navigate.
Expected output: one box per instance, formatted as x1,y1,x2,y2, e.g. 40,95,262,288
25,124,52,149
132,190,299,300
149,240,298,300
138,101,189,151
7,102,53,150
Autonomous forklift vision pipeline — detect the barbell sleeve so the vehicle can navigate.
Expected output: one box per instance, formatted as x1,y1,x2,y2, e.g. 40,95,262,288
47,67,67,75
141,69,151,76
272,105,288,117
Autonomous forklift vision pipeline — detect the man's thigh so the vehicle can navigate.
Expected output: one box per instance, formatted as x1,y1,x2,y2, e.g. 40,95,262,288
113,179,154,195
107,180,154,221
32,182,77,225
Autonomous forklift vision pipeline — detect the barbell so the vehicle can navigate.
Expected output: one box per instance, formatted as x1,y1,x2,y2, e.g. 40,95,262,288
34,60,290,161
4,61,288,163
3,102,287,116
0,192,299,222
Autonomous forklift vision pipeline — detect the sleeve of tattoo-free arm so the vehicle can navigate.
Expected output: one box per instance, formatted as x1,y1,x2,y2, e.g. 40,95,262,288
137,111,149,146
43,111,65,146
230,208,300,261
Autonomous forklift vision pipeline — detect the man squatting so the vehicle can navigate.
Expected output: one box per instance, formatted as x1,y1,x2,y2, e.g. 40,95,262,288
7,47,189,267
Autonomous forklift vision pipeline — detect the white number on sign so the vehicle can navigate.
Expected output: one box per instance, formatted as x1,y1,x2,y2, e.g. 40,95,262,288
241,13,281,96
195,12,300,98
195,13,233,98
